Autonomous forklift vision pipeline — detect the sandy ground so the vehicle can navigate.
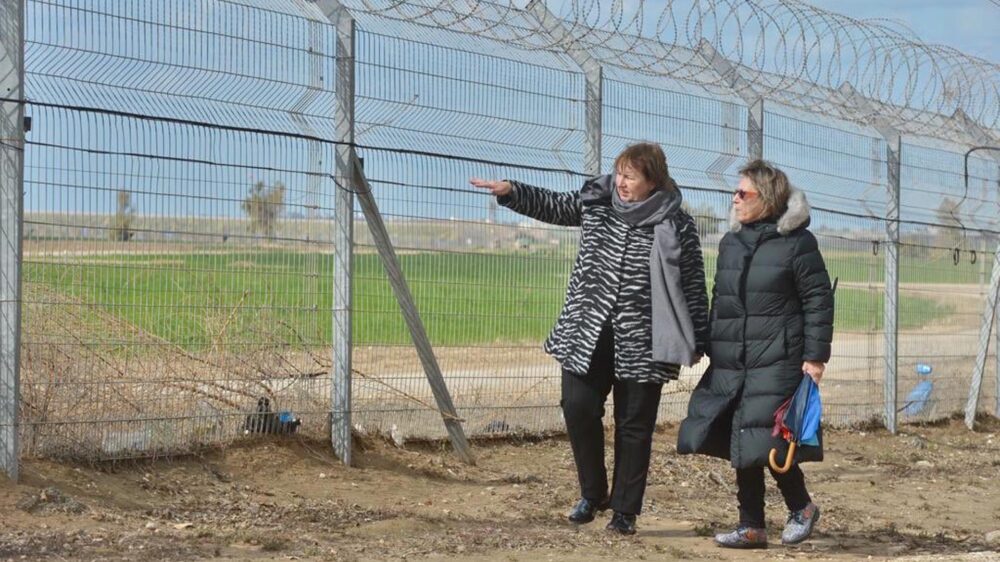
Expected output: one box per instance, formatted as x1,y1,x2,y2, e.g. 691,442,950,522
2,417,999,561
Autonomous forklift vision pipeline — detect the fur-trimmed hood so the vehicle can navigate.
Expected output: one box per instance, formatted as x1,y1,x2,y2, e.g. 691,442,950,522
729,187,811,235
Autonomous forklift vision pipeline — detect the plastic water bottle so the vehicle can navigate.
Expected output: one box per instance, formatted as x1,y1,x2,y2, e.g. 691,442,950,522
902,363,934,417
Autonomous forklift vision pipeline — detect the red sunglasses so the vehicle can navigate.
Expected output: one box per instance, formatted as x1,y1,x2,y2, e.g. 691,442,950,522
734,188,759,200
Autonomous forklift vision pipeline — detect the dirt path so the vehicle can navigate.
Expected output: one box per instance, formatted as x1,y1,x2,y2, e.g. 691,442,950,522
2,417,999,561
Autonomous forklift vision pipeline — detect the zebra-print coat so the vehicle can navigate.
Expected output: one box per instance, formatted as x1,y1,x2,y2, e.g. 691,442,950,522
499,179,710,383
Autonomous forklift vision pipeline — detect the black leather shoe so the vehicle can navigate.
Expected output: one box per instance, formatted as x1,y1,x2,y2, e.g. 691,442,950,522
568,497,609,523
605,511,637,535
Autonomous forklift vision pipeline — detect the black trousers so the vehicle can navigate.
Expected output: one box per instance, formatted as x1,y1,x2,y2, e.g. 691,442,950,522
561,324,663,515
736,465,811,528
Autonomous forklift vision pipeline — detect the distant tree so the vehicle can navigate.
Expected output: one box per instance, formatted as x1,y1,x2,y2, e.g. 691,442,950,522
241,181,286,239
109,189,135,242
934,197,963,249
683,202,725,236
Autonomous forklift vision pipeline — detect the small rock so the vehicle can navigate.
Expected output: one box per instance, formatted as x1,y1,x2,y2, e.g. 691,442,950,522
985,530,1000,544
319,473,327,479
144,521,157,531
172,523,194,530
915,460,934,469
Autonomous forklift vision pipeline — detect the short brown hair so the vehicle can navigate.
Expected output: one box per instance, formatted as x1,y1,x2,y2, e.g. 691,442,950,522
739,159,790,218
614,143,675,191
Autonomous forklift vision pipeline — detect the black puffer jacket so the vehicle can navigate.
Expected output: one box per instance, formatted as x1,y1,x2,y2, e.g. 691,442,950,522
677,188,834,468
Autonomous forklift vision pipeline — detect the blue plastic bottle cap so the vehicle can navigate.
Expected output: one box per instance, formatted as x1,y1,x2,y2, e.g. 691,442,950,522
916,363,932,375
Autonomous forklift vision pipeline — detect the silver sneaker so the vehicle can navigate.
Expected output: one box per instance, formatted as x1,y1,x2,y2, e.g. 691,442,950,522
781,503,820,545
713,526,768,549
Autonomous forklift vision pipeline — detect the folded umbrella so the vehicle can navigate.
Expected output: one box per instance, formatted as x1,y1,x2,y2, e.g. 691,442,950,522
769,373,822,473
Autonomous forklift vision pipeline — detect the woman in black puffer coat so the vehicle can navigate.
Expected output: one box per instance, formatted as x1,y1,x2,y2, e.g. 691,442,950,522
678,160,834,549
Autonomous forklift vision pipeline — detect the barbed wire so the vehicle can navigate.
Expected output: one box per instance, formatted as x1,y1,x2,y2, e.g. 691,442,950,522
339,0,1000,137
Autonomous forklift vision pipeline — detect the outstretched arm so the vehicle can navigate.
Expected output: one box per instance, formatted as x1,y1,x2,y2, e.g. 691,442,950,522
470,178,582,227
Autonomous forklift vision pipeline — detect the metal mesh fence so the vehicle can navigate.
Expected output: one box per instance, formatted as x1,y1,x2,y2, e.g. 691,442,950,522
764,105,890,426
1,0,998,466
17,0,343,458
897,140,1000,422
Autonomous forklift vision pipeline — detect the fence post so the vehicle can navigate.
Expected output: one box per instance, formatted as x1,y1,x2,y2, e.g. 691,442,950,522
694,40,764,162
837,83,901,433
583,65,601,175
883,136,901,434
314,0,355,465
748,99,764,161
951,110,1000,428
0,0,25,482
965,246,1000,427
525,0,601,175
348,157,475,464
313,0,474,464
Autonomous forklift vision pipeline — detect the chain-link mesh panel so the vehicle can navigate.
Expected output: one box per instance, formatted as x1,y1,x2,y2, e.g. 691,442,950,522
20,0,342,459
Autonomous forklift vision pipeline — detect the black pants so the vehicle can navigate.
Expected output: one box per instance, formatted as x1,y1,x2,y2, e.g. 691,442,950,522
561,324,663,515
736,465,811,528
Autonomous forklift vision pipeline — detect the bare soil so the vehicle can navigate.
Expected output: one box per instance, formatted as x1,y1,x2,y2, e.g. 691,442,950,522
2,417,999,561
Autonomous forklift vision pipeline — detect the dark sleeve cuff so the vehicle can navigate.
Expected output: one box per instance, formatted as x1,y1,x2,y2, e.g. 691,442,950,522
803,344,831,363
496,180,519,207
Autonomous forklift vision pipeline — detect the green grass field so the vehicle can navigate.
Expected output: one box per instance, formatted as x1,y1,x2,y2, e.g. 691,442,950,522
24,250,962,348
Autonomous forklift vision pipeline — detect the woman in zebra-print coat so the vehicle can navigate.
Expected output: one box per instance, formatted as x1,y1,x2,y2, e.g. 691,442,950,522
471,143,709,535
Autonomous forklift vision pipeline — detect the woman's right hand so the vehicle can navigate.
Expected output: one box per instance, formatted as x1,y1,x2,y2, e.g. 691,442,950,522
470,178,512,197
803,360,825,384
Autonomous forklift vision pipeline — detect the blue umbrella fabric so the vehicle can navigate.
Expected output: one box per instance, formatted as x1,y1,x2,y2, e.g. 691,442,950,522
769,373,822,473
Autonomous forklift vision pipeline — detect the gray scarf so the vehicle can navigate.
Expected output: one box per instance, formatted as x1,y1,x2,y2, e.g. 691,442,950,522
581,175,698,367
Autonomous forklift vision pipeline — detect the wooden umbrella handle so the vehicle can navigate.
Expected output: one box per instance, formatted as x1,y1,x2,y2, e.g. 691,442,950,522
769,442,797,474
